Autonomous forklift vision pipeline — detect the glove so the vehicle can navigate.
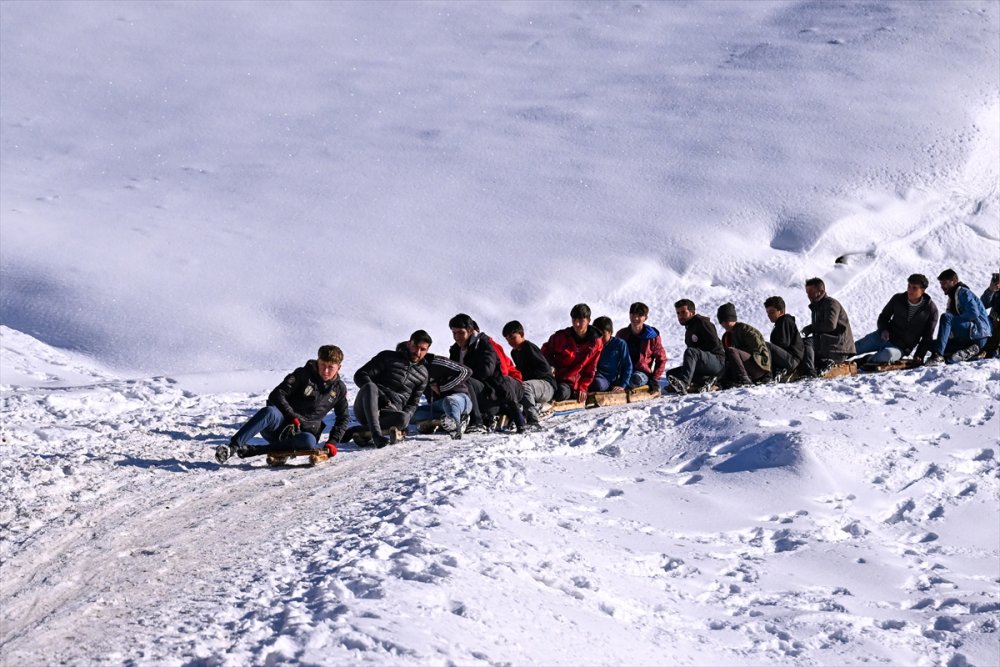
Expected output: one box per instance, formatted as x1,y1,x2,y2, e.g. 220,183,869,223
324,441,338,457
279,418,302,442
647,379,661,393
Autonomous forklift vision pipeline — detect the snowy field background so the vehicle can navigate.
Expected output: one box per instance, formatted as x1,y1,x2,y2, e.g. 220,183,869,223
1,1,998,665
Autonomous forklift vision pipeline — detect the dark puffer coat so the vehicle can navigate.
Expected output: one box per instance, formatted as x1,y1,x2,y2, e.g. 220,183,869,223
268,360,349,441
354,347,429,420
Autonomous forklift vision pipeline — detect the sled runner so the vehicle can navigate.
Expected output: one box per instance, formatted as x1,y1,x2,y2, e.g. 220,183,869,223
265,449,331,467
859,359,922,373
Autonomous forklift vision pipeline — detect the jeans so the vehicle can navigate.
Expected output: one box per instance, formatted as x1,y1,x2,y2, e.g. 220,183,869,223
588,376,611,392
935,313,988,356
413,393,472,425
231,405,318,449
854,331,903,363
629,371,649,387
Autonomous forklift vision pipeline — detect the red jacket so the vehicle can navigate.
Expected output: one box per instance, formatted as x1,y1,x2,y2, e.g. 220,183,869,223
615,325,668,380
487,336,523,382
541,326,604,393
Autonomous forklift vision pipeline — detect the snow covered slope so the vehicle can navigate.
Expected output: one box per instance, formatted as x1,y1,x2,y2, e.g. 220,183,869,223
1,332,997,665
1,0,997,374
2,0,999,664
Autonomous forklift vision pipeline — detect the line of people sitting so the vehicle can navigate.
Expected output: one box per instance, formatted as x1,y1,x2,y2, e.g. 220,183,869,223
215,268,998,462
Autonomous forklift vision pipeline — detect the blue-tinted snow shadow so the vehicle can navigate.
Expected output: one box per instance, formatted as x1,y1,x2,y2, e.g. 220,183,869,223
711,432,802,473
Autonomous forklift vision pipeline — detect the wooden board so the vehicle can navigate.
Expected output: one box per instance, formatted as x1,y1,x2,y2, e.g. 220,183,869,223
860,359,921,373
820,361,858,379
548,399,587,414
265,450,329,466
627,386,661,403
590,391,628,408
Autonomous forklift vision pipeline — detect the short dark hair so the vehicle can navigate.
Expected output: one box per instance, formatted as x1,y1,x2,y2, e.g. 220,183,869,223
629,302,649,316
502,320,524,337
593,316,614,334
805,277,825,290
448,313,475,330
674,298,695,312
570,303,591,320
317,345,343,364
763,296,785,311
409,329,433,346
937,268,958,282
907,273,929,289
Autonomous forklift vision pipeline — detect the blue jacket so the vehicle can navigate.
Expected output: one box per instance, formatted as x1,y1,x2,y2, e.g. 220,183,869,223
948,284,992,340
594,336,633,388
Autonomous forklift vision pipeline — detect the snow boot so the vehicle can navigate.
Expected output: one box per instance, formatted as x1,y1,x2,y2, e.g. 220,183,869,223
947,344,981,364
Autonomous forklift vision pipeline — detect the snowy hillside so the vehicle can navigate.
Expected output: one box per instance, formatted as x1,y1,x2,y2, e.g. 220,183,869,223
2,331,998,666
2,0,999,665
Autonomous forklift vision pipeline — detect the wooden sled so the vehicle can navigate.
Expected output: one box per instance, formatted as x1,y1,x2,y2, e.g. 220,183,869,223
589,390,628,408
627,385,662,403
265,449,330,466
547,399,587,415
820,361,857,379
859,359,922,373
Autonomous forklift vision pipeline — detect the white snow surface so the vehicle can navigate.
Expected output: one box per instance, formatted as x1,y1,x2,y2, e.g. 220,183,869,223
1,1,999,665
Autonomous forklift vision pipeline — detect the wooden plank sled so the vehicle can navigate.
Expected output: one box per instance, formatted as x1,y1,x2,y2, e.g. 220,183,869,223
627,385,661,403
265,450,330,466
590,391,628,408
547,399,588,414
820,361,857,379
859,359,921,373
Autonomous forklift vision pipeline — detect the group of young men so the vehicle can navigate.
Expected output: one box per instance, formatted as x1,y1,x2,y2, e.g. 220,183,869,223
215,268,999,463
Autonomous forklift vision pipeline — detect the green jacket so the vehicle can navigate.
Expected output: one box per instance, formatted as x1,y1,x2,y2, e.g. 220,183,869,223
723,322,772,373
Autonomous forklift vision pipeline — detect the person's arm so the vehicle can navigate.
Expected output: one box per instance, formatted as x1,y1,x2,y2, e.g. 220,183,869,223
876,296,895,339
353,353,384,388
434,357,471,393
914,300,939,360
267,367,304,422
650,335,667,380
326,383,350,443
615,341,632,390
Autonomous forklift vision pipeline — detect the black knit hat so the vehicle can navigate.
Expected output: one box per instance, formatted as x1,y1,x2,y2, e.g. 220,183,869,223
717,302,737,323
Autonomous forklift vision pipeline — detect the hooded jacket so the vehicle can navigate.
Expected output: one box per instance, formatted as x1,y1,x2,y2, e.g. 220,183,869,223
876,292,939,358
683,315,725,358
268,360,349,441
769,313,804,364
541,325,604,393
615,324,668,380
354,347,429,419
594,336,633,388
945,282,992,340
511,339,558,390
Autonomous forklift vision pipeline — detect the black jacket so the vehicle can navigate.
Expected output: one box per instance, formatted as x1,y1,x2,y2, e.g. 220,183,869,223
769,314,805,364
267,360,349,441
877,292,939,358
354,347,429,419
451,332,521,407
424,353,471,399
511,340,558,390
684,315,724,357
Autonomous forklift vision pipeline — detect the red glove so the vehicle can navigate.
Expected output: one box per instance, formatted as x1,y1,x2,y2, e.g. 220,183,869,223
324,442,338,457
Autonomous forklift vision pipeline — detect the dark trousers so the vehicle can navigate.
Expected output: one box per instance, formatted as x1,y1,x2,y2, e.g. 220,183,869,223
669,348,725,385
767,343,801,373
724,347,767,383
800,339,851,376
353,383,408,441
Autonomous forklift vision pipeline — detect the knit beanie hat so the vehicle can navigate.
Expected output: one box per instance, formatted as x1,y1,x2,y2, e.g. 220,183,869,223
717,302,738,323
